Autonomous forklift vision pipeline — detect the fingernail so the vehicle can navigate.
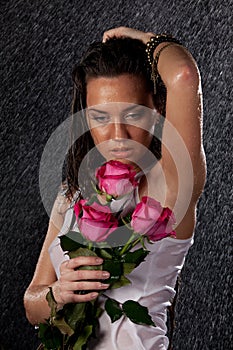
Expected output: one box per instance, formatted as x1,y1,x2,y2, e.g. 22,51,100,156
101,283,110,288
96,258,103,263
102,271,110,278
91,292,98,299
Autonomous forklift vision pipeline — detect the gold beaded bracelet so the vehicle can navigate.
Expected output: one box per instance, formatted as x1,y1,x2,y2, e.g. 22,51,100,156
146,35,182,94
145,34,181,66
151,43,178,94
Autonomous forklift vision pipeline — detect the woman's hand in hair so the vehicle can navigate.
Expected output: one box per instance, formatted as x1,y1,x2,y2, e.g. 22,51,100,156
52,256,110,308
103,26,154,45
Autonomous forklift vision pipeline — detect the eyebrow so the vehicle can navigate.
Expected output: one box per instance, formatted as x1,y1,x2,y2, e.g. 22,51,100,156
87,108,109,114
87,104,147,114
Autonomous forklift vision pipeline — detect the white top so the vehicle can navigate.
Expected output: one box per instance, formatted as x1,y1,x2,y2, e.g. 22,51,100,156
49,206,193,350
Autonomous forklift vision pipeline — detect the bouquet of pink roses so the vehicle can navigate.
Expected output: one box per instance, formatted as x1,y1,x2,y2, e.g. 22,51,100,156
38,160,176,350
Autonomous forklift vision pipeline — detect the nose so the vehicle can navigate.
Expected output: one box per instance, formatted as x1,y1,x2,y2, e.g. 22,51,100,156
111,121,128,140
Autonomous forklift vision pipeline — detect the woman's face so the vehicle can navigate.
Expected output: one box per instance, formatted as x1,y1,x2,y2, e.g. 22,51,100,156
86,74,157,166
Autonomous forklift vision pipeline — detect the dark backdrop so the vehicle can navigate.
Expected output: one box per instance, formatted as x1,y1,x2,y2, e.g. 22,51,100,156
1,0,232,349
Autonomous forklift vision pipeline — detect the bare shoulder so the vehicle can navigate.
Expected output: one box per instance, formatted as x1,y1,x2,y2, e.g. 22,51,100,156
50,183,79,229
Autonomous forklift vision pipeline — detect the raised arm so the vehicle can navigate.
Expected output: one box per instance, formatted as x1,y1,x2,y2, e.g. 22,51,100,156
103,27,206,237
154,41,206,196
152,40,206,235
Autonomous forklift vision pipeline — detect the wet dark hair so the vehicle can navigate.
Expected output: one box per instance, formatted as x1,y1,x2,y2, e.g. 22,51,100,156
66,37,166,197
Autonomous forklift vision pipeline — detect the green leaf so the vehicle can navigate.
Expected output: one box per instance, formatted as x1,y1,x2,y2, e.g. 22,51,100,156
60,231,85,251
99,248,113,259
46,289,58,317
73,325,93,350
38,322,48,338
45,291,74,336
105,298,123,323
64,302,87,331
122,300,155,327
91,245,113,257
85,301,102,337
71,247,97,257
110,275,131,289
102,260,122,283
51,316,74,336
38,323,64,349
69,248,102,271
95,306,103,318
123,262,136,275
123,248,149,267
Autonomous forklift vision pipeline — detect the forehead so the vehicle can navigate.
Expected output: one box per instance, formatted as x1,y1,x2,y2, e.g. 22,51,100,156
86,74,153,107
86,102,152,117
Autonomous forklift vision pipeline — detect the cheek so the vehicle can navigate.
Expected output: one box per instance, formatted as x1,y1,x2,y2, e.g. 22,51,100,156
90,128,108,145
140,132,153,147
130,125,154,144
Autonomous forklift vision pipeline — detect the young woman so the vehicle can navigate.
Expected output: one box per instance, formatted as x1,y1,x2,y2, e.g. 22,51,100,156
24,27,206,349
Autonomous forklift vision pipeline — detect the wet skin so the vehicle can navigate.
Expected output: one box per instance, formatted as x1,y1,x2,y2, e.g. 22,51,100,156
86,74,157,168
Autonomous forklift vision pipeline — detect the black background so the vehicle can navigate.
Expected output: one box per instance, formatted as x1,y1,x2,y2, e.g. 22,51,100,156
0,0,232,349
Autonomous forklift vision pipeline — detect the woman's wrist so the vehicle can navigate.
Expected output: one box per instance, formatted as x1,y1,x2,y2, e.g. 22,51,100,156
141,31,155,45
150,42,180,93
145,35,181,65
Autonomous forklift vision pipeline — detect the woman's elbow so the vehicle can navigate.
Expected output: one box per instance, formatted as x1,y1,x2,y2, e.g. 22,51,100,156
24,290,36,325
170,60,201,91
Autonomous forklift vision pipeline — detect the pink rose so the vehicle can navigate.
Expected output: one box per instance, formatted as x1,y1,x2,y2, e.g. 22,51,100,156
74,200,118,242
74,199,87,218
131,196,176,241
95,160,139,197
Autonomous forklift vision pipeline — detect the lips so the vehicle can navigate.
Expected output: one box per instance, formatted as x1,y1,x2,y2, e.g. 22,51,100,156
110,148,133,158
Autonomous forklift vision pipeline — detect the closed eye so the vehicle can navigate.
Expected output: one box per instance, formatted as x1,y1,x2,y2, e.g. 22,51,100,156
124,112,144,121
88,115,110,123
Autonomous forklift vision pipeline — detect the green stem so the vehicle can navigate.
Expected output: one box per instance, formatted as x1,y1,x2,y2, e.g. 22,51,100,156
120,234,145,256
131,235,144,249
91,181,100,194
121,217,134,230
119,233,138,256
88,242,93,250
62,335,65,350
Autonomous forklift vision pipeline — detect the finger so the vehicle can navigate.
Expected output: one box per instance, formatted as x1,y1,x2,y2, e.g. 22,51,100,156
60,269,110,281
61,256,103,271
55,281,109,305
103,27,154,45
62,291,99,304
63,280,110,292
102,32,110,43
103,26,128,42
